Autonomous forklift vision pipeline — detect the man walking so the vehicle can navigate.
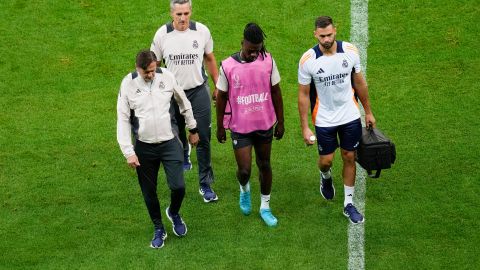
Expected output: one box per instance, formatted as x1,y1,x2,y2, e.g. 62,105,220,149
216,23,285,227
117,50,199,248
151,0,219,203
298,16,375,224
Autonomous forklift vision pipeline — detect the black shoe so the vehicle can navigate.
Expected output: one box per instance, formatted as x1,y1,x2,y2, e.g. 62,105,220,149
320,174,335,200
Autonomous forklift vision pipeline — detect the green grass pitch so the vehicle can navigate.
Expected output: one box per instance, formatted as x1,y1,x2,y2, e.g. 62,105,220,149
0,0,478,269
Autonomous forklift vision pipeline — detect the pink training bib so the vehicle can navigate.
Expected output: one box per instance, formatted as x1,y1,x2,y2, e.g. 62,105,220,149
222,53,276,133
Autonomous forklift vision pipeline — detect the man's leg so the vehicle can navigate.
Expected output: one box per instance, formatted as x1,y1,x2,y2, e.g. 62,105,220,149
171,100,191,171
253,140,273,197
253,129,277,227
234,146,253,187
135,141,163,230
339,118,362,206
161,139,188,236
341,149,357,187
233,143,253,216
187,85,217,202
188,85,214,185
318,153,335,175
315,125,339,200
339,118,364,224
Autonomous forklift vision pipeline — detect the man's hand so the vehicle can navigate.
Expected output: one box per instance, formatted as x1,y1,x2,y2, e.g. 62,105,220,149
127,155,140,168
302,128,316,146
217,127,226,143
365,113,376,129
274,122,285,140
188,133,199,146
212,88,218,102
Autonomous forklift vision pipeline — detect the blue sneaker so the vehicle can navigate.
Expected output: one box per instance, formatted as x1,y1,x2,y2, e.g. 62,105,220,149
343,203,364,224
320,174,335,200
199,184,218,203
260,208,278,227
239,191,251,215
166,207,187,237
150,228,167,249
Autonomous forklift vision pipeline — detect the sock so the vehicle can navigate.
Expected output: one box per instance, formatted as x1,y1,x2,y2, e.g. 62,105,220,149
240,182,250,193
260,194,270,209
320,168,331,179
344,185,355,207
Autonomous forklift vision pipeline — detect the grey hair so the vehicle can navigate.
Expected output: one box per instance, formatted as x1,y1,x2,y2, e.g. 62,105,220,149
170,0,192,11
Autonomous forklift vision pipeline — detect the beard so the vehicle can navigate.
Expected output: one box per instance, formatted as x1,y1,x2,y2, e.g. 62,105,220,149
321,40,334,50
320,34,336,50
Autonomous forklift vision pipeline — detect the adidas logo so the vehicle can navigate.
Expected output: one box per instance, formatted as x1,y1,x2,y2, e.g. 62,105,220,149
316,68,325,74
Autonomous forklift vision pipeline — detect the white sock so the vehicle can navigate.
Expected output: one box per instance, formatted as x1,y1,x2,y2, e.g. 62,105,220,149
320,168,331,179
260,194,270,209
240,182,250,193
344,185,355,207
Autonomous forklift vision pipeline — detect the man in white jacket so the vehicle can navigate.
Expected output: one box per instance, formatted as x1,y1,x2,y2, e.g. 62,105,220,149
117,50,199,249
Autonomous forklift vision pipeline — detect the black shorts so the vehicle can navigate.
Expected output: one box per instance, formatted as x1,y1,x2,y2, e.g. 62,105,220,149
314,118,362,155
231,128,274,150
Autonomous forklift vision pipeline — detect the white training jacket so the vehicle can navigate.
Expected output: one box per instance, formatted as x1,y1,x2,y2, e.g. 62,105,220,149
117,67,196,158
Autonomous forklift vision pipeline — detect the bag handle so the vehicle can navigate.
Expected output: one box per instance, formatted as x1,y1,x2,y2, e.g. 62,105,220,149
364,125,383,179
367,170,381,178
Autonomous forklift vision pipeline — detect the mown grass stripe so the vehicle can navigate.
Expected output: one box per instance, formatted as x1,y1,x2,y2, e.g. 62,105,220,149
349,0,368,269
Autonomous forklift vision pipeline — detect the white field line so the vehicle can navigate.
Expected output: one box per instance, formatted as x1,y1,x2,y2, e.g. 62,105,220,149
349,0,368,270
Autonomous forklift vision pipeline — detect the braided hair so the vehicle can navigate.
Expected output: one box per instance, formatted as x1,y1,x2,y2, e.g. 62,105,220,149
243,22,267,57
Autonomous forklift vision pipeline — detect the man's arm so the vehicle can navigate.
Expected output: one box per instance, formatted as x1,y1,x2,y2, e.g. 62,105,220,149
298,83,315,145
352,72,376,128
271,83,285,140
150,30,163,67
215,89,228,143
204,52,219,99
172,84,197,131
116,82,140,167
172,83,199,146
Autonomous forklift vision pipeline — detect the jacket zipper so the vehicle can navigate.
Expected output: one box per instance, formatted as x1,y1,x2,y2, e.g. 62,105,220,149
149,83,160,142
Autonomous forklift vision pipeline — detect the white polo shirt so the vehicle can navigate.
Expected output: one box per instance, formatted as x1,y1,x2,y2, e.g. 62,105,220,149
298,41,361,127
151,21,213,90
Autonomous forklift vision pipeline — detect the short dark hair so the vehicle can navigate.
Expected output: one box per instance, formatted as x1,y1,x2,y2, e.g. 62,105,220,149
136,50,156,70
243,22,267,56
315,16,334,29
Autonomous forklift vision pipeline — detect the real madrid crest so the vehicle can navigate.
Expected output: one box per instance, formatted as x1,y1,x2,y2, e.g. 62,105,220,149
342,59,348,68
193,40,199,49
159,81,165,89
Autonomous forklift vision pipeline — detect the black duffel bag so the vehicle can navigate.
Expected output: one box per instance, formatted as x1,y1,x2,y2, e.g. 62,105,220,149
356,127,396,178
